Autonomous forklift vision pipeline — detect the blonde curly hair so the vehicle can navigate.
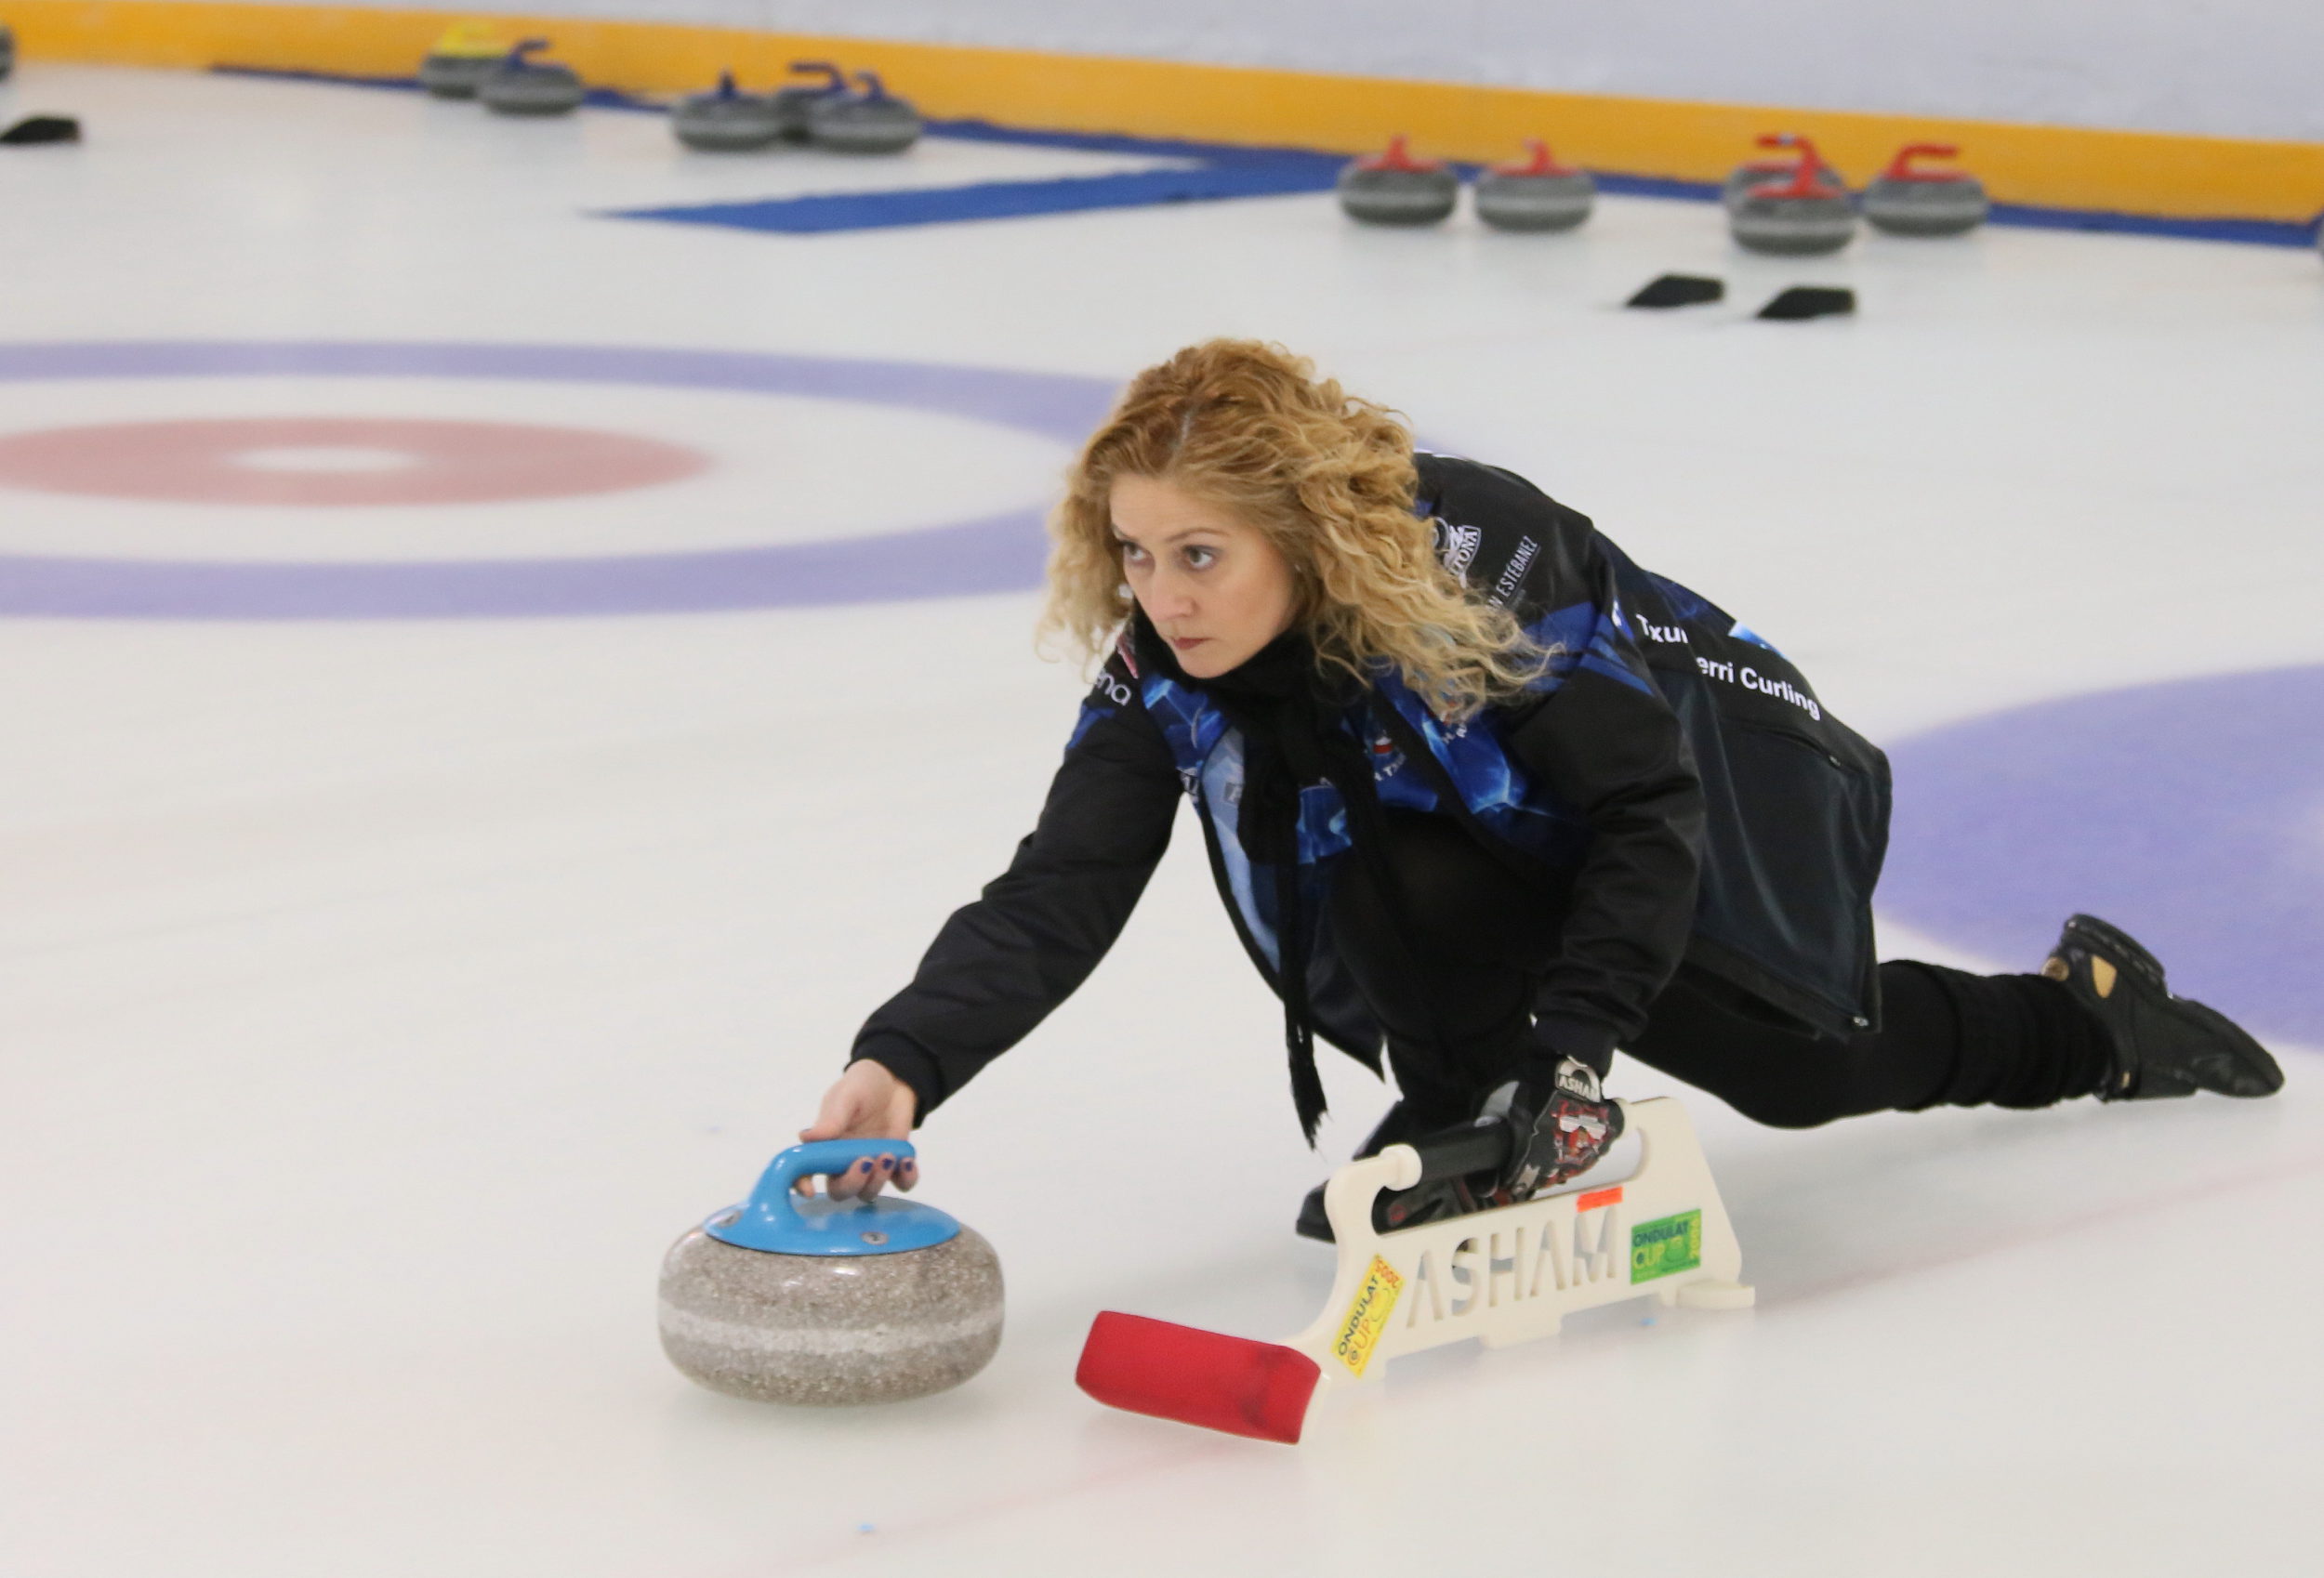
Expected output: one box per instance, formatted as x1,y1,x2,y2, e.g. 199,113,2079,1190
1041,339,1548,721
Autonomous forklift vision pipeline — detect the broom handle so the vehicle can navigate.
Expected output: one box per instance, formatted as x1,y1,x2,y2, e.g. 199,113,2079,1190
1406,1121,1512,1182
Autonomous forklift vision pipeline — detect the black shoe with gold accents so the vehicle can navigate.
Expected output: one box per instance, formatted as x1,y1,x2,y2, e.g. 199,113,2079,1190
1295,1100,1493,1243
1295,1147,1490,1244
2042,914,2284,1102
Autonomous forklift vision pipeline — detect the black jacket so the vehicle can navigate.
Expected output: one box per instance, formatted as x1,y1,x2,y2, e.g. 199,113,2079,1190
852,455,1892,1120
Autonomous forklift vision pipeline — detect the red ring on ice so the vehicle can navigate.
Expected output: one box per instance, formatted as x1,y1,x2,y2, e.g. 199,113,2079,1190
0,416,710,506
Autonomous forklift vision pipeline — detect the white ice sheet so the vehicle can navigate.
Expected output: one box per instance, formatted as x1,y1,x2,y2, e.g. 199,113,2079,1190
0,64,2317,1578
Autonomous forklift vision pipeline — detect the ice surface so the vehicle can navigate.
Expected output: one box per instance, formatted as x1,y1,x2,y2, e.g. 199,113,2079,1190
0,64,2317,1578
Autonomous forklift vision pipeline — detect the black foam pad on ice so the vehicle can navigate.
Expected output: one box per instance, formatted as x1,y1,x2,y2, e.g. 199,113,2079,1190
1757,285,1855,321
1,116,82,145
1625,273,1724,309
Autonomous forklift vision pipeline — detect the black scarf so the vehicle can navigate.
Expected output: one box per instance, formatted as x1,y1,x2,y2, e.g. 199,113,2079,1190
1134,614,1425,1143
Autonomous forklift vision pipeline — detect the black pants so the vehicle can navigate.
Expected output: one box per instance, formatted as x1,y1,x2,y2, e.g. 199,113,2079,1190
1327,810,2111,1131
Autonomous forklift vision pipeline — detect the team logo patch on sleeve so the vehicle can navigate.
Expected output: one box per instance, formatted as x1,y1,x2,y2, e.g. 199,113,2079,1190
1433,519,1482,577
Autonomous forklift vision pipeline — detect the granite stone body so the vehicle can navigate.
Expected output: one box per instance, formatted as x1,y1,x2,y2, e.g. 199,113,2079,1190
770,84,836,142
1473,170,1596,231
1338,166,1459,226
658,1222,1003,1405
1723,162,1845,210
1862,175,1989,236
1731,189,1858,255
482,62,586,116
674,89,785,152
417,53,496,99
808,96,922,154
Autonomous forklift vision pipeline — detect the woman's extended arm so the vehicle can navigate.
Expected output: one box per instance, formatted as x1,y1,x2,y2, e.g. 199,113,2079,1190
840,661,1182,1124
1502,646,1705,1071
1418,454,1706,1074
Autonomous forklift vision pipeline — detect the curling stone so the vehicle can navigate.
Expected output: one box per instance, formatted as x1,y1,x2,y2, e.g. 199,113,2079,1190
1338,136,1459,227
806,70,922,154
416,21,505,99
771,59,849,144
1473,139,1595,232
1862,142,1988,236
672,72,784,152
659,1139,1003,1406
1730,136,1856,256
1723,132,1847,209
480,40,586,118
1,23,16,84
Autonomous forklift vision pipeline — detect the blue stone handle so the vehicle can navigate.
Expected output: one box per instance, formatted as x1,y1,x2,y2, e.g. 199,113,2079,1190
710,1138,952,1256
751,1137,918,1217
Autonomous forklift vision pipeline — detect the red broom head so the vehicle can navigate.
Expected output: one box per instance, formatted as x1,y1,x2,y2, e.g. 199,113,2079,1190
1075,1311,1322,1445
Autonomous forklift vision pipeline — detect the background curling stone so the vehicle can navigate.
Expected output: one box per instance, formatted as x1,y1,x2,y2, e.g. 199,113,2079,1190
1731,138,1856,256
1627,273,1724,309
0,22,15,84
1,115,81,146
807,71,922,154
659,1139,1002,1406
771,59,848,143
672,72,783,152
1473,139,1595,231
1338,136,1459,227
1758,285,1855,321
416,21,505,99
480,40,585,117
1862,143,1989,236
1723,132,1846,209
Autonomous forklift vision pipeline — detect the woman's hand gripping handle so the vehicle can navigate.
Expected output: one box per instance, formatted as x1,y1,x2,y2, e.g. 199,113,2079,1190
799,1059,918,1200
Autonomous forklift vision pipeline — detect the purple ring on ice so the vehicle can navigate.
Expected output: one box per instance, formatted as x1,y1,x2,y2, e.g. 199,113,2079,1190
1879,664,2324,1050
0,341,1119,618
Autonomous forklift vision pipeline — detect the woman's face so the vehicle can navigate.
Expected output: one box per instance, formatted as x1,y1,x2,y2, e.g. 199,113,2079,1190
1110,475,1300,678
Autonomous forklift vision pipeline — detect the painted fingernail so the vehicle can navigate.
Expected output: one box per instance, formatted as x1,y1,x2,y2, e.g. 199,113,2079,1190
856,1160,873,1173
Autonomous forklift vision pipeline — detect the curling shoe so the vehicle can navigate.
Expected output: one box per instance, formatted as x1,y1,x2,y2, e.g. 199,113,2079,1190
1296,1165,1484,1244
1296,1101,1482,1243
2042,914,2283,1101
1296,1184,1332,1242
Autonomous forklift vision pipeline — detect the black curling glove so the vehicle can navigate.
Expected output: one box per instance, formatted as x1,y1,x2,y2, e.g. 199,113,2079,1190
1477,1056,1624,1200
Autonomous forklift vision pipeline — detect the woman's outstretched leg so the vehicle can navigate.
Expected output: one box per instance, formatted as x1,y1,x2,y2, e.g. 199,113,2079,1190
1625,959,2101,1127
1627,915,2281,1128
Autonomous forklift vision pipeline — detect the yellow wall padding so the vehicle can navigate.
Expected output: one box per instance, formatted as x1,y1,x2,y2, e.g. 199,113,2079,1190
12,0,2324,222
